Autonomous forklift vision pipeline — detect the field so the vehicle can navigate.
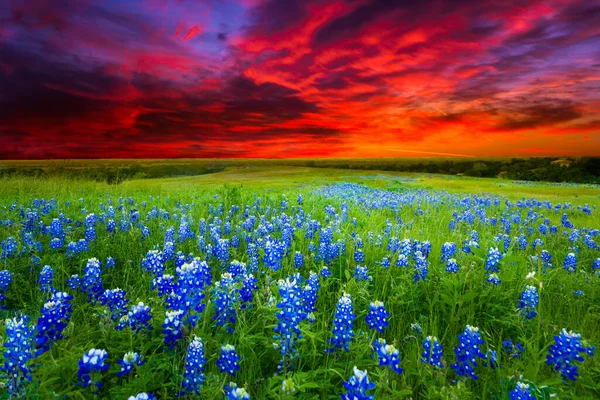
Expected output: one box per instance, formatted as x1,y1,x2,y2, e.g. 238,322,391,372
1,166,599,399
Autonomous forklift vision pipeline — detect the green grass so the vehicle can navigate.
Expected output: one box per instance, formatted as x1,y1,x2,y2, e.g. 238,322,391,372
0,167,599,399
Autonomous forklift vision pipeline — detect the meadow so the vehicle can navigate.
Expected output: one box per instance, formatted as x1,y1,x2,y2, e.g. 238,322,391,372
1,166,599,399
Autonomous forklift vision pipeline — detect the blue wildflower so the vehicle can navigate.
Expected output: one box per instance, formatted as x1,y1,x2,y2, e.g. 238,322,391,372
373,338,402,374
274,276,307,370
35,292,73,356
421,336,444,368
163,310,184,348
563,253,577,273
546,329,595,382
0,269,13,306
341,366,375,400
396,254,409,267
451,325,487,380
128,393,156,400
78,348,109,389
213,273,238,334
117,302,153,333
181,336,206,396
441,242,456,262
118,352,144,377
486,273,501,286
100,288,128,322
81,258,104,302
485,247,502,273
217,344,240,376
518,285,539,319
141,250,165,277
2,315,35,396
327,292,355,353
353,265,372,282
365,301,389,334
301,271,320,315
414,252,428,282
294,251,304,268
510,382,535,400
446,258,459,273
320,266,331,278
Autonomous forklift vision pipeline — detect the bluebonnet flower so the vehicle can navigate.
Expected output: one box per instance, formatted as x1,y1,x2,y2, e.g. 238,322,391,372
354,249,365,263
441,242,456,262
563,253,577,273
485,247,502,273
168,259,211,326
128,393,156,400
365,301,389,334
0,269,13,306
421,336,444,368
225,383,251,399
396,254,409,267
373,338,402,373
152,274,176,297
413,252,429,282
378,256,390,268
320,266,331,278
181,336,206,396
353,265,372,282
301,271,320,316
240,274,259,305
100,288,128,322
81,258,104,302
106,219,116,233
593,258,600,272
50,237,63,249
117,302,153,333
451,325,487,380
2,315,34,396
163,241,175,262
117,352,144,377
574,290,583,296
486,273,501,286
561,213,573,228
141,250,165,277
217,344,240,376
85,226,96,242
517,285,539,319
546,329,595,381
264,239,285,271
1,237,18,258
85,213,97,228
49,218,65,239
510,382,535,400
341,366,375,400
35,292,73,356
541,250,553,270
273,277,307,370
294,251,304,268
163,310,184,348
141,226,150,240
213,273,238,334
327,292,355,353
78,348,109,389
532,238,543,250
446,258,459,273
105,257,115,269
517,234,527,250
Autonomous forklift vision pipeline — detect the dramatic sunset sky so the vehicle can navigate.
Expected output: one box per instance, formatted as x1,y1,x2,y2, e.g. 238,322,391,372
1,0,599,158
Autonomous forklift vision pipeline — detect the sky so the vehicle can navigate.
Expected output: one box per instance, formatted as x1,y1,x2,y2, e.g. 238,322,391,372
1,0,599,159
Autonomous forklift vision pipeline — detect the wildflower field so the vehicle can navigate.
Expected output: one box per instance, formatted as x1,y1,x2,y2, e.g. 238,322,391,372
1,167,599,399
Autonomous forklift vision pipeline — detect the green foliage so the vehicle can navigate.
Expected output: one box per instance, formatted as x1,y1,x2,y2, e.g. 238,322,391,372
0,171,599,399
